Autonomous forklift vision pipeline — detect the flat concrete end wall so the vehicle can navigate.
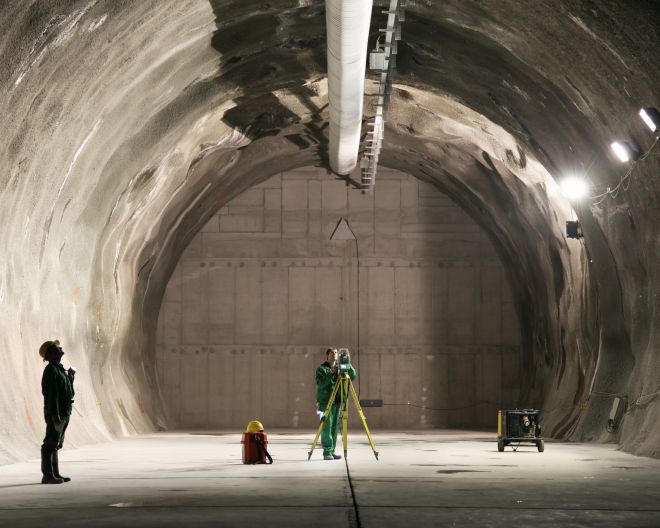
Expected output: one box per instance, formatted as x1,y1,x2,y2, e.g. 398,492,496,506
156,168,522,429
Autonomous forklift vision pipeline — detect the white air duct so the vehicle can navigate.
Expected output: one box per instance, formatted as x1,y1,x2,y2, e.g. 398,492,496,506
326,0,374,175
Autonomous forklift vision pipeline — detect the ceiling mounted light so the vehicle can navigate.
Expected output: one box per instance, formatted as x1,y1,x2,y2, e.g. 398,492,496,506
560,176,589,201
639,107,660,134
610,141,638,163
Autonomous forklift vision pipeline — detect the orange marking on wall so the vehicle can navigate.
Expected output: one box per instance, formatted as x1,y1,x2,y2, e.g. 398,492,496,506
214,188,232,207
24,400,33,426
138,399,145,414
72,286,80,305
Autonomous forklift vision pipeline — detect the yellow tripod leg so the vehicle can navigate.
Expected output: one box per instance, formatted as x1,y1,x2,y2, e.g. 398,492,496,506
341,376,349,458
308,377,341,460
348,378,379,460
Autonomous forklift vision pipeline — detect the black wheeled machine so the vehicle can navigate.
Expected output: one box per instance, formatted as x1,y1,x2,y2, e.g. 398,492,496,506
497,409,544,452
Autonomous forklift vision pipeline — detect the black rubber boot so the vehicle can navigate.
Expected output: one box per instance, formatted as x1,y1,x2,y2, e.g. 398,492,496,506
52,450,71,482
41,447,64,484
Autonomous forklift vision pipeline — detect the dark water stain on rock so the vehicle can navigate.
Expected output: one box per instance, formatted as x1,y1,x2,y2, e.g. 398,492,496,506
436,469,491,474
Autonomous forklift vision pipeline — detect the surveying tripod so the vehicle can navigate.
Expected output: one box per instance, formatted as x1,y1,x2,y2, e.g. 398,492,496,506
308,371,379,460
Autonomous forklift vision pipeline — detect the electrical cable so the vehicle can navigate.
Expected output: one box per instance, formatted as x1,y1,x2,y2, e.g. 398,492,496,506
385,398,598,415
383,401,494,412
341,213,361,399
588,390,627,398
590,136,659,205
354,235,361,398
626,390,660,412
380,389,658,425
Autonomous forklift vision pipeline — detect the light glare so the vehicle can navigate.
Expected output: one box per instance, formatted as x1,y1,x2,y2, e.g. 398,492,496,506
560,177,589,201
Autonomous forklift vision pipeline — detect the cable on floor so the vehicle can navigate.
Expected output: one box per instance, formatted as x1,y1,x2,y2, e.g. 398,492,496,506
344,456,362,528
383,401,493,412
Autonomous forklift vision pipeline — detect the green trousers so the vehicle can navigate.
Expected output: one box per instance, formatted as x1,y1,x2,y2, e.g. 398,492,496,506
42,414,70,452
321,402,339,456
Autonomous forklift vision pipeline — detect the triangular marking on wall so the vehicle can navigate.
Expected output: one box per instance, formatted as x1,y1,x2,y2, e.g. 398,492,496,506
330,217,356,240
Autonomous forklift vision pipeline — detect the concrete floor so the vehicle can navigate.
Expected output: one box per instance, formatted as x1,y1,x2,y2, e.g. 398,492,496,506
0,431,659,527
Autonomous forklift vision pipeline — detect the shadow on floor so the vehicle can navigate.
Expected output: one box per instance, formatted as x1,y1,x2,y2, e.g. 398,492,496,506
0,482,42,489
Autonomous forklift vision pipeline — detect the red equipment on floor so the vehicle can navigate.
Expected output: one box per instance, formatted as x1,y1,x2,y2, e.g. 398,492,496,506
242,420,273,464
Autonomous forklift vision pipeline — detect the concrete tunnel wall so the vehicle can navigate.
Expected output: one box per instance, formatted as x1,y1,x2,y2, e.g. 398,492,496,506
0,0,659,463
155,168,523,429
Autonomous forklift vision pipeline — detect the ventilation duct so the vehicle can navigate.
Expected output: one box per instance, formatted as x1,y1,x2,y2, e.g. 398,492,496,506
326,0,374,175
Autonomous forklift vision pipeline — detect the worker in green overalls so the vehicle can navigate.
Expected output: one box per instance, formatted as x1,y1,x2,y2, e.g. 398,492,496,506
315,348,356,460
39,340,75,484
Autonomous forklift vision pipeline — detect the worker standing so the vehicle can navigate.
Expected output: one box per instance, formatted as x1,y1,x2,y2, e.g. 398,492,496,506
315,348,356,460
39,340,75,484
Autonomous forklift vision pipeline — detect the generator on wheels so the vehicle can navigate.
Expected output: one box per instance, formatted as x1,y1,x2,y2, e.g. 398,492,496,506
497,409,544,452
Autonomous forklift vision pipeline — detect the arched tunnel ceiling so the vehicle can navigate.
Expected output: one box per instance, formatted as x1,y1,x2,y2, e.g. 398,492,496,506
0,0,658,462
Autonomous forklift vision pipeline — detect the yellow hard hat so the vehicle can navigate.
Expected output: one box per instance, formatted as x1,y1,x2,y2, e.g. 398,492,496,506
39,340,60,360
246,420,264,433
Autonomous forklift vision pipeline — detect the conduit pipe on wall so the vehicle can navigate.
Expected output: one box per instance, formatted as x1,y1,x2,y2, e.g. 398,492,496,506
326,0,374,175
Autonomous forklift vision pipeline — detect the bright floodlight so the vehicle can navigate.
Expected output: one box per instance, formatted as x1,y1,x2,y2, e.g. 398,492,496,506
639,107,660,133
560,177,589,201
611,141,635,163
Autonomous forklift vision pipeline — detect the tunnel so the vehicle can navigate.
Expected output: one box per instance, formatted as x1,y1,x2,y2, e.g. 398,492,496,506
1,1,659,526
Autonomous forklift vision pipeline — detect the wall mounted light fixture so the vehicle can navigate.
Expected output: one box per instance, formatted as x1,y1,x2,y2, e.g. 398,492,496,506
639,107,660,135
610,141,639,163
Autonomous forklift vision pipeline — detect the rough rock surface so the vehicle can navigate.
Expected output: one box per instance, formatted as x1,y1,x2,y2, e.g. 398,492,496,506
0,0,658,463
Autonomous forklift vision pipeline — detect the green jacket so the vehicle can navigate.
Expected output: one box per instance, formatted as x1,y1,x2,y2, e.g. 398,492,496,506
316,361,356,406
42,362,75,417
